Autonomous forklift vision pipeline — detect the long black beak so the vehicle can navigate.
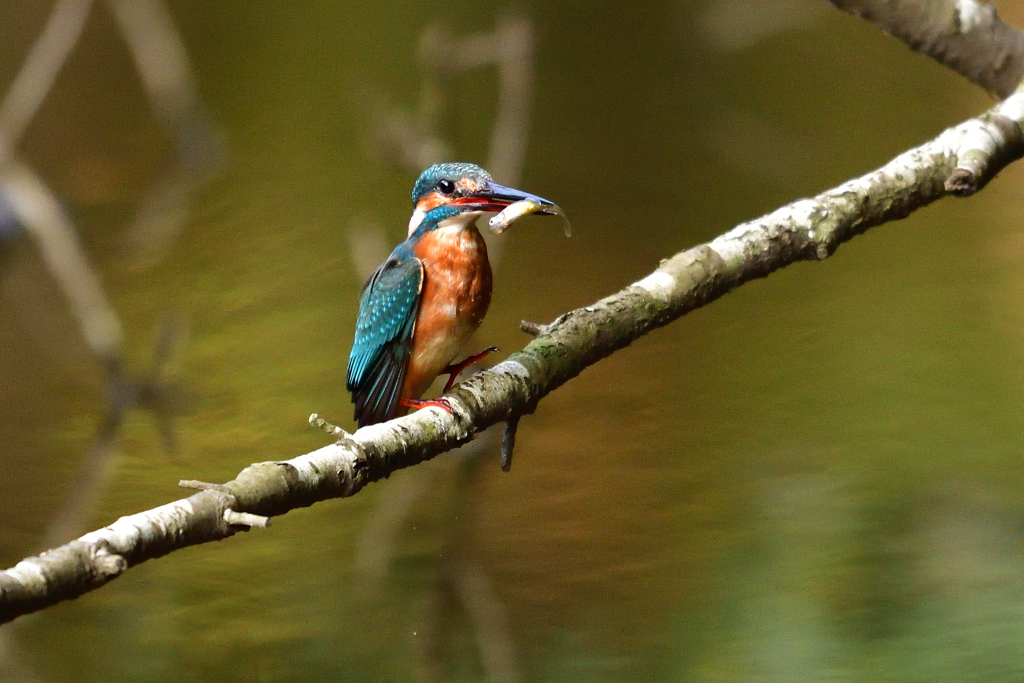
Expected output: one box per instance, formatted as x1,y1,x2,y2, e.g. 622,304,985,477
454,181,558,214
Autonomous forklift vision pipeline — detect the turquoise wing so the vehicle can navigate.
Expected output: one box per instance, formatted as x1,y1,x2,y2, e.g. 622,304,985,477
346,255,423,426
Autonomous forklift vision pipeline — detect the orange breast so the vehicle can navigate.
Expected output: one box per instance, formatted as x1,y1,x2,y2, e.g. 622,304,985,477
403,224,492,400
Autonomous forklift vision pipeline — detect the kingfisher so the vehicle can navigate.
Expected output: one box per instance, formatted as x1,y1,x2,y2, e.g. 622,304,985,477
346,162,560,427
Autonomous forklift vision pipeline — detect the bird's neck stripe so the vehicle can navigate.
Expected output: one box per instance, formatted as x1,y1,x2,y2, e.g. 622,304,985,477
410,205,475,237
408,208,426,235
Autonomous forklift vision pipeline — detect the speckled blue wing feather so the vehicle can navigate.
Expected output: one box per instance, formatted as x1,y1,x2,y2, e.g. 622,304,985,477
347,253,423,426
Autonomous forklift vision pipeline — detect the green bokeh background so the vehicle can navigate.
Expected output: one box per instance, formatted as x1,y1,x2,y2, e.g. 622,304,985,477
3,1,1024,681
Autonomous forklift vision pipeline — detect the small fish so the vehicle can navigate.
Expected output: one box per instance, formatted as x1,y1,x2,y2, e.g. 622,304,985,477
488,199,572,237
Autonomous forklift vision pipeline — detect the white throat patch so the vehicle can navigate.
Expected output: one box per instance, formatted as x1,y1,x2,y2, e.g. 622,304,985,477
436,212,481,232
408,208,426,236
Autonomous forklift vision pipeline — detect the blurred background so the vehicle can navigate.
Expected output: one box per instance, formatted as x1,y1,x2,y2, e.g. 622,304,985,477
2,0,1024,681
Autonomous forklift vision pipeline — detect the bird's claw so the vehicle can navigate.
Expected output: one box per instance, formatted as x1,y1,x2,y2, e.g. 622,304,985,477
400,397,455,416
441,346,500,392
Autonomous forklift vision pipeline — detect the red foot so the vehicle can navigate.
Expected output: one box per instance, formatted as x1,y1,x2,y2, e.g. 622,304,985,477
441,346,499,392
400,397,454,416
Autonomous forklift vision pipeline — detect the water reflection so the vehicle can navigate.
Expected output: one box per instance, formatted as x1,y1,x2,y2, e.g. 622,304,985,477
2,1,1024,682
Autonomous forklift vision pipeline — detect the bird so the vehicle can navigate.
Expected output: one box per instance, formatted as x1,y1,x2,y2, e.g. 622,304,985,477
346,162,560,427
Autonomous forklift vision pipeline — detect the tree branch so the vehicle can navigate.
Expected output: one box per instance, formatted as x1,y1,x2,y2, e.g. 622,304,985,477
1,85,1022,624
829,0,1024,98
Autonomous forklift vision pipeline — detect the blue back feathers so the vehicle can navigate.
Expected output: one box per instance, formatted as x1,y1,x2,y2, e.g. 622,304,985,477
346,245,423,425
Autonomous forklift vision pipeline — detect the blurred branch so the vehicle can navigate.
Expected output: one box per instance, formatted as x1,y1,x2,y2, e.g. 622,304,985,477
106,0,201,132
42,316,188,547
449,562,519,683
419,15,534,186
0,0,93,164
353,462,434,586
370,14,533,185
3,7,1024,626
354,14,533,285
829,0,1024,98
0,162,123,360
0,0,217,354
106,0,224,262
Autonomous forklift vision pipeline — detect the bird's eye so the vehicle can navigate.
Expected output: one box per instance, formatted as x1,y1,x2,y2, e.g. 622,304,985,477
437,178,455,195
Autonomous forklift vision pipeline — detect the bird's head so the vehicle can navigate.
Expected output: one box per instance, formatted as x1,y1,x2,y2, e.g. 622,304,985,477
407,162,558,235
